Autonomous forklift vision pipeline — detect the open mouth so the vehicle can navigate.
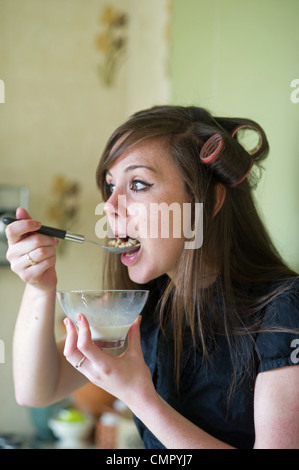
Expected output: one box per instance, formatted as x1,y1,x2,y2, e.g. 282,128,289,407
108,236,140,249
119,236,142,265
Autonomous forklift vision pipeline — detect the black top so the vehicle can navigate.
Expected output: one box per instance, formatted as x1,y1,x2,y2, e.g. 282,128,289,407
134,277,299,449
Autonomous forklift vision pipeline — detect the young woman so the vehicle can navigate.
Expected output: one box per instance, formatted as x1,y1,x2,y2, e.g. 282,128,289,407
6,105,299,449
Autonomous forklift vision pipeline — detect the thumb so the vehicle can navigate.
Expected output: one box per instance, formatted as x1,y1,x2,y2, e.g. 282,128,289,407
16,206,32,220
127,315,142,351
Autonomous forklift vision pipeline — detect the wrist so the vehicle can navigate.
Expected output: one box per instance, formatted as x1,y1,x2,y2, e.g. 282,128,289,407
23,282,57,310
126,384,162,421
26,281,56,296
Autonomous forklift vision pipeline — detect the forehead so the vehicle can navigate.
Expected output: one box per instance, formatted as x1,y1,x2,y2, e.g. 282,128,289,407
106,138,172,174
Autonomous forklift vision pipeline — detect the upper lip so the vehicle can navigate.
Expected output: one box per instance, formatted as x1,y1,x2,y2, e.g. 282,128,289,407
109,223,140,242
112,233,140,243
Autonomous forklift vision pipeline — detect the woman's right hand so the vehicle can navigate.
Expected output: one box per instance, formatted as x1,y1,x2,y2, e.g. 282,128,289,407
6,207,59,291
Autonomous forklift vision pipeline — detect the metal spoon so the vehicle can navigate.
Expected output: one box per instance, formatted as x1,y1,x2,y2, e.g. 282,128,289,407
88,238,141,253
1,216,140,254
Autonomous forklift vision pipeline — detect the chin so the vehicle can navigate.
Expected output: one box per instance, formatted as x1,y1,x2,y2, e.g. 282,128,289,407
127,266,161,285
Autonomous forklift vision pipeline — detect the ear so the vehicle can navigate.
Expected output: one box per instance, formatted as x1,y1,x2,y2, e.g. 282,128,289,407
213,183,226,217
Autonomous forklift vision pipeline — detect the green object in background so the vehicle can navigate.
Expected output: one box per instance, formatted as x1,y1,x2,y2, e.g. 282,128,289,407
56,408,85,423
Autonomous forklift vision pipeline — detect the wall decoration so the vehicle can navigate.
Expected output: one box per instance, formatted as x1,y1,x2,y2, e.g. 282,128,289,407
47,175,80,254
95,5,128,87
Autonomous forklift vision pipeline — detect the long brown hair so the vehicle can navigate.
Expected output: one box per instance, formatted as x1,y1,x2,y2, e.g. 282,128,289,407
96,105,298,390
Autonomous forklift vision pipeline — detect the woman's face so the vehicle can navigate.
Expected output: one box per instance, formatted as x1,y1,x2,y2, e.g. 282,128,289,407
104,139,190,284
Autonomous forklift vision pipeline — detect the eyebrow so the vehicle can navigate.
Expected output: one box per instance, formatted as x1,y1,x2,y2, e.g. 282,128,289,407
106,164,157,176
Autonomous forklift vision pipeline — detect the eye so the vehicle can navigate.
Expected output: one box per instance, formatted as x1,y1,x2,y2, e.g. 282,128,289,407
130,179,153,192
105,181,115,197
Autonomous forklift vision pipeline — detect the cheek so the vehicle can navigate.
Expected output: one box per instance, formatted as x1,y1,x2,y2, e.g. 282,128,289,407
127,203,148,239
140,203,186,240
144,236,183,273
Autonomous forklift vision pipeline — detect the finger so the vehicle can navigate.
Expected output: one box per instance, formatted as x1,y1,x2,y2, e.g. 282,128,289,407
127,315,142,353
63,318,87,368
19,251,56,273
7,237,58,272
16,206,31,220
76,314,112,369
5,217,42,245
63,318,78,353
7,232,58,260
76,314,98,355
24,244,58,265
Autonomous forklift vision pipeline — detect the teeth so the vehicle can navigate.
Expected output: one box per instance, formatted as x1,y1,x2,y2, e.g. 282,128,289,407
125,250,138,257
108,237,140,249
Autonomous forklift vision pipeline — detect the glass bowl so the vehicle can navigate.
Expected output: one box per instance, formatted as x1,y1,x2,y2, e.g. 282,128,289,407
57,290,149,349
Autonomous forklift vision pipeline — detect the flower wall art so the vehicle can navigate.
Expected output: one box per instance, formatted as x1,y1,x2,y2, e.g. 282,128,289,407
95,5,128,87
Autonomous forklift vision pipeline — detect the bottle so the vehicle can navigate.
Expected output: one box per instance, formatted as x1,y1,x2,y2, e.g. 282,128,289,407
96,412,119,449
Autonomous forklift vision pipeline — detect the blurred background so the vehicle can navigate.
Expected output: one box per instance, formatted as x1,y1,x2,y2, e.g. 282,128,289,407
0,0,298,446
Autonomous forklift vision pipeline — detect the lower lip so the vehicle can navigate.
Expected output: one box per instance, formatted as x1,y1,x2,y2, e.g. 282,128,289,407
120,246,141,266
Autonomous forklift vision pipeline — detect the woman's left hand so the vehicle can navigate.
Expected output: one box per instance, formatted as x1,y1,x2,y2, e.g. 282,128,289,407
63,314,155,408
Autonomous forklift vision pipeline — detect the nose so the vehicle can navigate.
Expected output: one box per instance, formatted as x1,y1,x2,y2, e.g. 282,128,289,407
103,190,116,217
104,191,127,235
104,190,127,216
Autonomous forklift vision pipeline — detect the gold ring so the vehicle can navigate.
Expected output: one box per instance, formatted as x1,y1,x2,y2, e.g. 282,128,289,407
75,356,86,368
26,253,38,266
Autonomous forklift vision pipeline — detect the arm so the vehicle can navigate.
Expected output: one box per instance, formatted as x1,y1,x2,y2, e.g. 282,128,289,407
7,208,87,407
64,313,234,449
254,365,299,448
65,313,299,449
132,393,233,449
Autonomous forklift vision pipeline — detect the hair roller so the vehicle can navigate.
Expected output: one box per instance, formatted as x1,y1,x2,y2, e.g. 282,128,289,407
231,124,263,157
199,133,253,187
231,160,253,186
199,134,225,163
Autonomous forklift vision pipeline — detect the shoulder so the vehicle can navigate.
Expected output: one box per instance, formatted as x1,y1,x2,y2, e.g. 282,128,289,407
253,279,299,448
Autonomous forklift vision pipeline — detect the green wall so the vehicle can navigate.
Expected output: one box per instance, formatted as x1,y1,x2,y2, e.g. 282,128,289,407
170,0,299,271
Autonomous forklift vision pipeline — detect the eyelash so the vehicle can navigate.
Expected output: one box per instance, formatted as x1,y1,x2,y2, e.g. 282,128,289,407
105,181,114,197
105,179,153,197
130,179,153,192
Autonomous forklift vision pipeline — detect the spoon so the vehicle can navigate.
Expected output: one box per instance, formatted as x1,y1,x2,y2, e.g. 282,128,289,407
1,216,140,254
